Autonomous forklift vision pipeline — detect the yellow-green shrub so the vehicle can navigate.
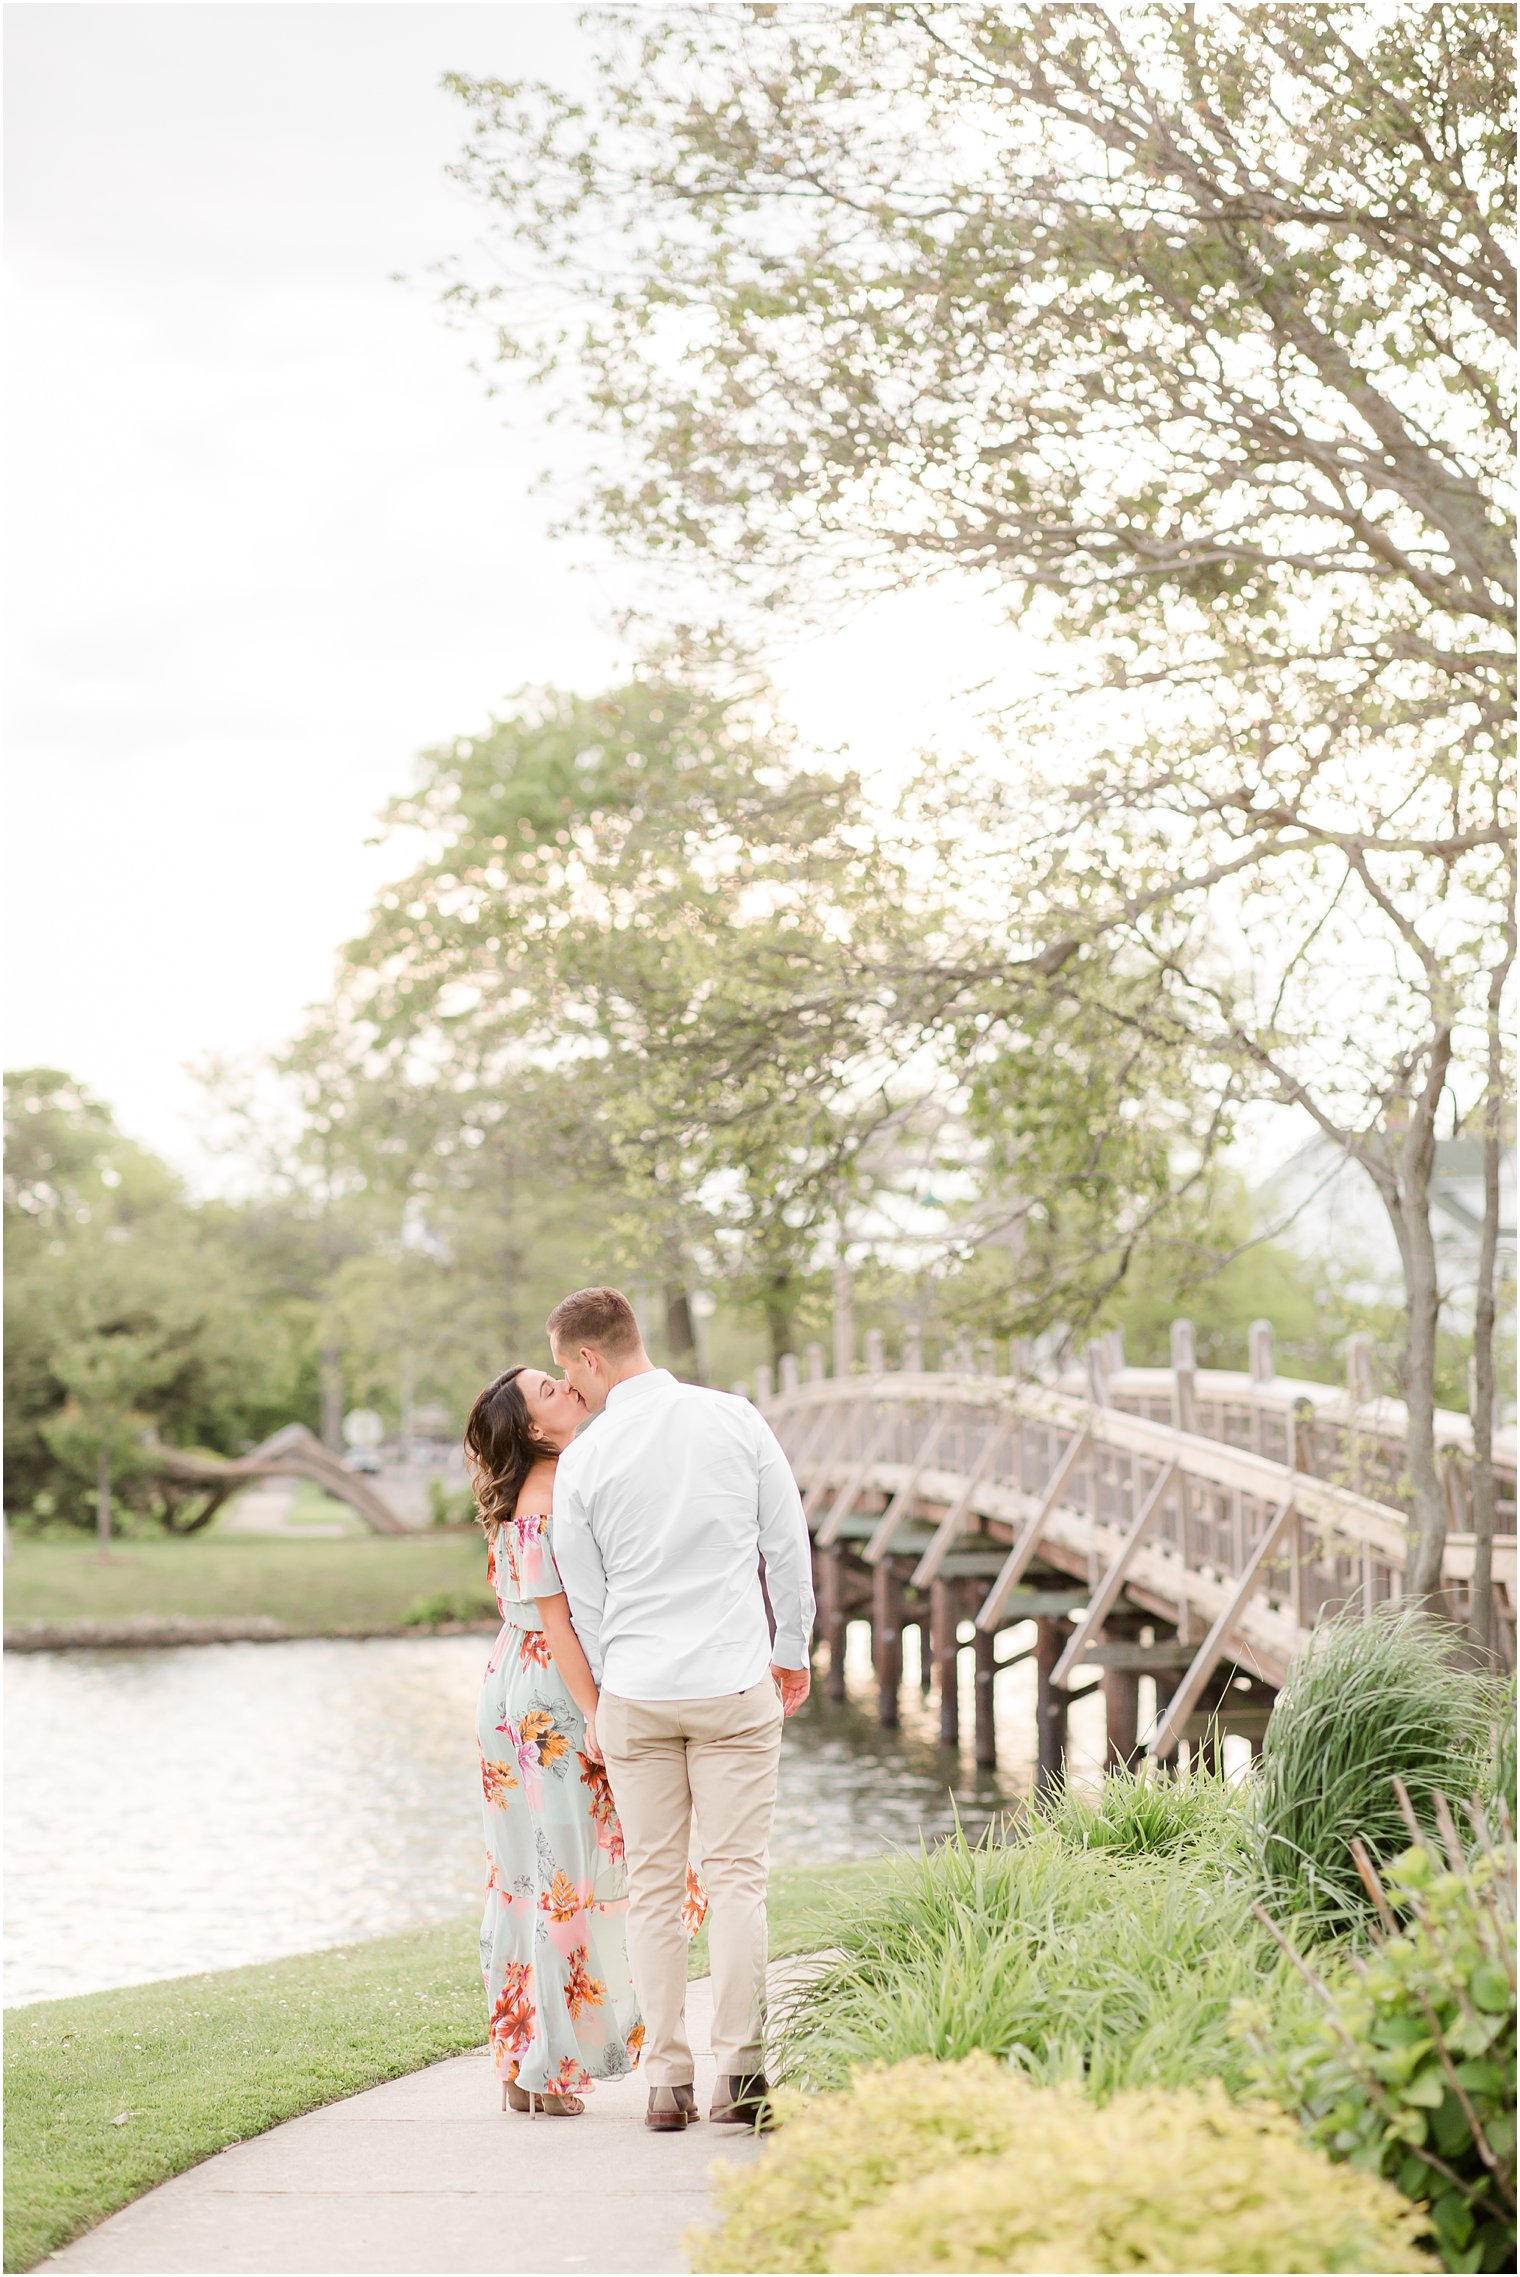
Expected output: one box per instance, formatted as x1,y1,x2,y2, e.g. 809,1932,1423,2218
690,2058,1435,2275
692,2051,1023,2273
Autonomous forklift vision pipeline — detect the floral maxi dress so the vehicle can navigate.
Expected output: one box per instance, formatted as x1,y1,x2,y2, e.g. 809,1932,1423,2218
476,1512,704,2096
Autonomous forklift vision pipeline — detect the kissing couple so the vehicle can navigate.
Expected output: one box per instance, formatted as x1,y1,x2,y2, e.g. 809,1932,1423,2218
464,1284,816,2132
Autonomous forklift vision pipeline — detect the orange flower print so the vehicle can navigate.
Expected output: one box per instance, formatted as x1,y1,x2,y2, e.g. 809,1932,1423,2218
681,1862,709,1937
517,1629,552,1672
565,1944,606,2020
540,1870,585,1924
480,1755,518,1809
489,1961,536,2056
519,1708,570,1768
579,1752,626,1865
626,2022,645,2063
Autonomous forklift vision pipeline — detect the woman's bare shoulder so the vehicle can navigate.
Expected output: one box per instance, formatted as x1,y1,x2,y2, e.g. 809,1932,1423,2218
514,1458,558,1517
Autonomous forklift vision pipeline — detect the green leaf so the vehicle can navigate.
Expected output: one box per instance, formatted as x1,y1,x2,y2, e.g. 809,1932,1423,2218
1469,1962,1512,2015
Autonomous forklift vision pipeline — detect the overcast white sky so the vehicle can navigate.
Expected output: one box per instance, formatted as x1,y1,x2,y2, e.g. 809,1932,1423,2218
6,1,1017,1182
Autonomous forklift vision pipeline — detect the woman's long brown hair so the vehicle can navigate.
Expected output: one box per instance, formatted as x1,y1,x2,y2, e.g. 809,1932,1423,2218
463,1366,558,1536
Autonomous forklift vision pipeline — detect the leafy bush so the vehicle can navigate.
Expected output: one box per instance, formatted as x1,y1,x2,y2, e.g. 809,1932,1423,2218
770,1819,1316,2100
1246,1827,1517,2274
1252,1606,1493,1936
427,1479,476,1529
690,2056,1435,2274
1038,1759,1251,1861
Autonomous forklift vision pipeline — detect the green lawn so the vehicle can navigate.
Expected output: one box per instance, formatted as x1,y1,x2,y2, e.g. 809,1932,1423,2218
280,1480,366,1531
3,1530,497,1636
4,1860,892,2273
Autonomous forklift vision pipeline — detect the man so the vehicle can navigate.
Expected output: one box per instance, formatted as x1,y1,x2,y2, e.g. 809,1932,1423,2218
546,1285,814,2135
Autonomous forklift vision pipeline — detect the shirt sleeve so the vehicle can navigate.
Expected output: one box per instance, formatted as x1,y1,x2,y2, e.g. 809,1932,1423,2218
550,1446,608,1685
753,1410,815,1670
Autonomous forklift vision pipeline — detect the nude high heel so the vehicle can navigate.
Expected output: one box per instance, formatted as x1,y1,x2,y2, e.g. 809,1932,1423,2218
500,2078,584,2117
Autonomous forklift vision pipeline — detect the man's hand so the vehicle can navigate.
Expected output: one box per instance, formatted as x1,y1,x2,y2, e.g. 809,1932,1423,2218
770,1663,811,1717
582,1711,604,1764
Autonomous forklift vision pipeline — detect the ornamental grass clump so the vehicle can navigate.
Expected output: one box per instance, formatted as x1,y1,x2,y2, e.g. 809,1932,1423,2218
1245,1811,1516,2274
770,1818,1314,2100
689,2057,1435,2274
1253,1605,1493,1938
1038,1758,1251,1862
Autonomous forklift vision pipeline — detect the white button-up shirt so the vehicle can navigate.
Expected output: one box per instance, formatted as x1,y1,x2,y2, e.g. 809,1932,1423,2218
550,1369,815,1702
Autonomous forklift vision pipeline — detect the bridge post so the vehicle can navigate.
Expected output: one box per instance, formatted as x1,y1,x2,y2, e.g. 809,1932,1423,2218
1035,1616,1072,1793
1169,1319,1198,1433
832,1262,855,1378
931,1579,960,1746
903,1325,924,1372
872,1559,904,1726
805,1342,825,1384
779,1353,799,1393
973,1626,997,1768
1248,1320,1274,1384
864,1328,886,1374
1346,1332,1375,1403
753,1362,773,1406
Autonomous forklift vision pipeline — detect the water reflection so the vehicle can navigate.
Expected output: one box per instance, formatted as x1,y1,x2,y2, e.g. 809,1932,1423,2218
4,1623,1103,2006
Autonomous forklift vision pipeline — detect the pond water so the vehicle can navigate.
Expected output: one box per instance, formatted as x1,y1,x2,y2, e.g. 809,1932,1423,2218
5,1625,1104,2008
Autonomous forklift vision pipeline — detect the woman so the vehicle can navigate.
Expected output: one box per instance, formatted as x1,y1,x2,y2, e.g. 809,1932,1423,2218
464,1365,703,2118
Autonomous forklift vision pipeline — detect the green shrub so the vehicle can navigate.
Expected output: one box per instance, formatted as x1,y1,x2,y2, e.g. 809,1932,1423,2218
1253,1606,1493,1936
1246,1830,1517,2274
1038,1759,1251,1861
426,1479,476,1529
770,1820,1316,2100
401,1586,496,1628
690,2057,1435,2274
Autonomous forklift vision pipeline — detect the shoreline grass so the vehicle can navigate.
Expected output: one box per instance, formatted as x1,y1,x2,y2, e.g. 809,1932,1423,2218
3,1858,891,2274
3,1530,496,1640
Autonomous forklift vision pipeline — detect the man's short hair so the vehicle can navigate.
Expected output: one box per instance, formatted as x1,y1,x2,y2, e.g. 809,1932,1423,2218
546,1286,643,1358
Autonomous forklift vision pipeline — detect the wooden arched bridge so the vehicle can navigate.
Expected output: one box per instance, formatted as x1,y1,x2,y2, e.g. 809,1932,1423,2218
752,1320,1516,1782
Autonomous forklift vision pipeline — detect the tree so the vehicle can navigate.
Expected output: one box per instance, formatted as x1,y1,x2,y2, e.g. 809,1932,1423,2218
4,1070,312,1529
322,672,928,1370
443,4,1516,1592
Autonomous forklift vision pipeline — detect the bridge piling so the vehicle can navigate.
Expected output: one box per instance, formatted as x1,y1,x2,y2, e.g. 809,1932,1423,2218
1035,1616,1072,1792
818,1542,849,1702
931,1580,961,1746
973,1626,998,1768
1103,1668,1141,1770
872,1559,904,1726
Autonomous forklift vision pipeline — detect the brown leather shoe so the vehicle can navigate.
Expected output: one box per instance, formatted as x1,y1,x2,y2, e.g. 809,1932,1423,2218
710,2072,773,2129
645,2083,698,2132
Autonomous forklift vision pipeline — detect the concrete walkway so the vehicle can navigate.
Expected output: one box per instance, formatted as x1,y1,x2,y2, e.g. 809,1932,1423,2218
43,1978,764,2275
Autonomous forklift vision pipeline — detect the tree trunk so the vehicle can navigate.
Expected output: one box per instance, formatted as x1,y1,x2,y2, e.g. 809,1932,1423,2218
1468,977,1507,1656
764,1275,794,1370
664,1285,701,1381
96,1444,112,1555
1389,1034,1453,1601
319,1340,344,1454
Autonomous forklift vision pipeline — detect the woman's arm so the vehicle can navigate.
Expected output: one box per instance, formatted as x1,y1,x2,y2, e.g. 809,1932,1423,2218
536,1592,601,1752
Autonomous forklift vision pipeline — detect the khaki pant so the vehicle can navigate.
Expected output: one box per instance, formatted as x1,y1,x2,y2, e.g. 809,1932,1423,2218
598,1679,783,2086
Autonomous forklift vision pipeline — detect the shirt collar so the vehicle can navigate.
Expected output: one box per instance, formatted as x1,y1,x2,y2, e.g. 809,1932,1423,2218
604,1368,676,1411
